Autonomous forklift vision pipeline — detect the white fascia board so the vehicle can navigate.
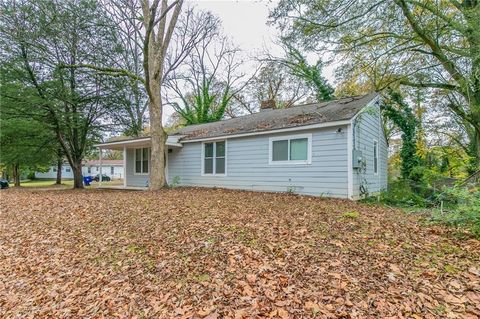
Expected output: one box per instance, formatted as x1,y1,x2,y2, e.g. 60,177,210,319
94,138,151,148
350,94,380,124
94,137,183,148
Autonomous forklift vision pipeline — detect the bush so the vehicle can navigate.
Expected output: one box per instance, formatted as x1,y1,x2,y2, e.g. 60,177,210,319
365,181,480,238
431,186,480,238
27,171,36,180
373,180,429,207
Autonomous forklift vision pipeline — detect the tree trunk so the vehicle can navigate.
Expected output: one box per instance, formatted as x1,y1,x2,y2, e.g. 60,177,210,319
148,82,167,190
471,126,480,170
13,164,20,187
56,157,62,185
72,160,84,189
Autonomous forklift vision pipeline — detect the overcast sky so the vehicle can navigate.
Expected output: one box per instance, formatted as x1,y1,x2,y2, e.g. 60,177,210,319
163,0,335,122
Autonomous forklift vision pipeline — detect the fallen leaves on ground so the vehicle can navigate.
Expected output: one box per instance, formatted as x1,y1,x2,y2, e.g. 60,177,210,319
0,187,479,318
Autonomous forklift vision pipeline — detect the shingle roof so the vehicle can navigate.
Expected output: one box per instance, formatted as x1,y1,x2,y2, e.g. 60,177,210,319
172,93,378,141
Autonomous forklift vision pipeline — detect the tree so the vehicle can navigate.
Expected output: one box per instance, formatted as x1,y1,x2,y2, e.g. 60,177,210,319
62,1,222,189
1,0,122,188
165,30,252,124
265,42,334,102
229,61,315,116
271,0,480,166
0,109,54,186
382,90,421,181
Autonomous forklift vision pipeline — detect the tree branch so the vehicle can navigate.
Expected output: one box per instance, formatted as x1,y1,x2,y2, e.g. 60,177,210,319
58,63,145,84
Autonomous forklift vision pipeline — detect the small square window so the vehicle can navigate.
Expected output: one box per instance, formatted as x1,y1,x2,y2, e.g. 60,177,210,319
290,138,308,161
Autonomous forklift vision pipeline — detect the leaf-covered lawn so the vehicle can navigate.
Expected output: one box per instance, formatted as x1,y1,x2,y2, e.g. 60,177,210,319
1,188,479,318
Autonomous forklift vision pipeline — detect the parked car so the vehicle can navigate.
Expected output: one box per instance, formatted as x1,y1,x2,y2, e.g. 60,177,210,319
93,174,111,182
0,179,9,189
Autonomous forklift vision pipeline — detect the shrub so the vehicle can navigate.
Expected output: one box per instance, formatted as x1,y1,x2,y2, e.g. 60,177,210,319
364,181,480,238
27,171,36,180
373,180,428,207
431,186,480,238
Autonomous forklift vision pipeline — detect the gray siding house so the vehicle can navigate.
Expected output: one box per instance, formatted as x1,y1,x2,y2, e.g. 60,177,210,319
96,93,387,199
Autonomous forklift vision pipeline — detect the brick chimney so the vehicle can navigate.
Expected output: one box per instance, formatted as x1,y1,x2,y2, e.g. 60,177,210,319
260,99,276,111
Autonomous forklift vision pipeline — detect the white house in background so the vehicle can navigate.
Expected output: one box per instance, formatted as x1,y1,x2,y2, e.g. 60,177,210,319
95,93,388,199
35,160,124,179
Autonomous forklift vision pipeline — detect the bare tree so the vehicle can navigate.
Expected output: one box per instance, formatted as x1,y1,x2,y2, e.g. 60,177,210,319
63,0,188,189
164,31,253,124
66,1,223,188
228,61,313,116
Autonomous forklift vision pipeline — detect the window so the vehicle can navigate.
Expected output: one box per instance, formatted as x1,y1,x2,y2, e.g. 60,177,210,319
65,167,71,172
203,141,226,175
269,134,312,164
87,167,91,174
111,166,114,175
373,140,378,175
135,147,150,174
53,167,57,172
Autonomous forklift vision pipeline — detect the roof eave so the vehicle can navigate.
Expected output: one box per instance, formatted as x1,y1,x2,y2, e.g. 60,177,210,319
179,119,353,143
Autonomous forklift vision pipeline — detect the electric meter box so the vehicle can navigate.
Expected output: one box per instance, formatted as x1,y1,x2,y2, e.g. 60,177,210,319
352,150,363,168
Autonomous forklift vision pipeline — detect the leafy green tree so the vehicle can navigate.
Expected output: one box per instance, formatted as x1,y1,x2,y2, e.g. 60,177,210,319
271,0,480,167
0,112,55,186
1,0,122,188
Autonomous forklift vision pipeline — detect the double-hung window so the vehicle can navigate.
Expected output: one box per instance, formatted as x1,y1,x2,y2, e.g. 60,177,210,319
203,141,226,175
373,140,378,175
269,134,312,164
135,147,149,174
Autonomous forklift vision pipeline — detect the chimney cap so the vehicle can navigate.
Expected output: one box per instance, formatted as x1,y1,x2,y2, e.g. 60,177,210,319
260,99,276,111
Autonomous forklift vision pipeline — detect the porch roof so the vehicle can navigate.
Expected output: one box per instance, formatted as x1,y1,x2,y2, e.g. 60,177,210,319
94,136,183,150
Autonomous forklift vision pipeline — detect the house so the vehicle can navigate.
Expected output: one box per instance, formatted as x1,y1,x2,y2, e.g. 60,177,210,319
82,160,124,179
95,93,388,199
35,160,124,180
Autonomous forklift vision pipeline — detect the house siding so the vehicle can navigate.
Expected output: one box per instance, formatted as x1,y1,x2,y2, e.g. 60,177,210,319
352,102,388,197
167,126,349,197
35,164,124,179
125,148,149,187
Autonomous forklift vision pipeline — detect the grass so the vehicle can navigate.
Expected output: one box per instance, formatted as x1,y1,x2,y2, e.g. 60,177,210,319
0,187,478,318
18,179,74,187
15,178,124,188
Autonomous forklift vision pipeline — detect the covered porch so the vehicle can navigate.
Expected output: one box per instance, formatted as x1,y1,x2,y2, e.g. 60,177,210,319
94,136,182,189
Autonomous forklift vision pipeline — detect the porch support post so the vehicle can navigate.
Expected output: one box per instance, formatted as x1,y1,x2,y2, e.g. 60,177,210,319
123,146,127,188
99,147,103,186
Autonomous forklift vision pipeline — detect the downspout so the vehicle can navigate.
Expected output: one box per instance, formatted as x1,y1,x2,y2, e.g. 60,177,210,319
347,123,354,199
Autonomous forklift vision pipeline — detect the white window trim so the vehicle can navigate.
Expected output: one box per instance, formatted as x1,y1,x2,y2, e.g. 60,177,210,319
201,140,227,176
373,139,379,175
134,147,150,175
268,133,312,165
